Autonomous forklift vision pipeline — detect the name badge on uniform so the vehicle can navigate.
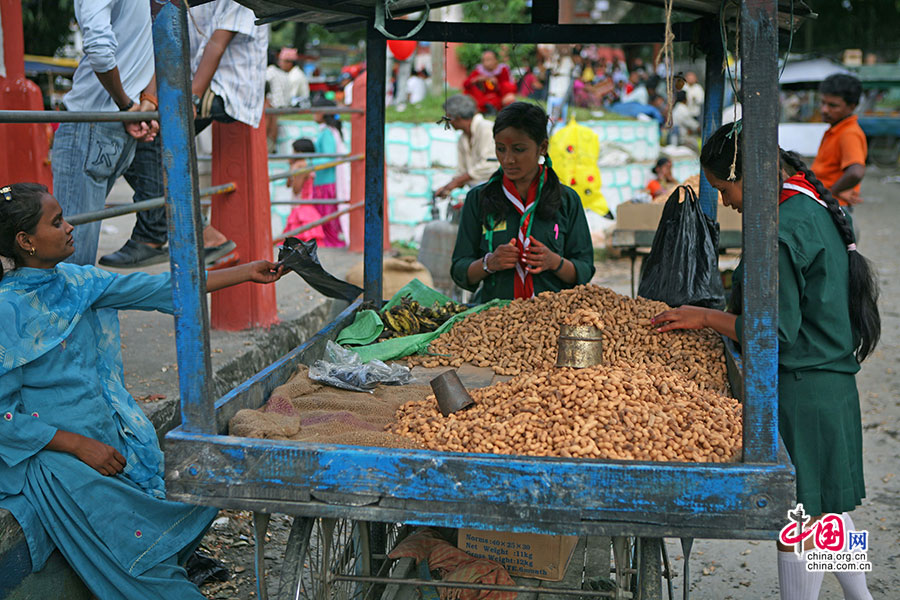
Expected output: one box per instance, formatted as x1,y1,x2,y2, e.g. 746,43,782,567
482,220,507,234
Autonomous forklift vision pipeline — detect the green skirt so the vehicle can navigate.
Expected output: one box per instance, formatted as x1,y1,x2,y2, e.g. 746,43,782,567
778,369,865,515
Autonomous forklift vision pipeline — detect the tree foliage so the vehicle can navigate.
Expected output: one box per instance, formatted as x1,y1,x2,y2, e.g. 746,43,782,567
22,0,76,57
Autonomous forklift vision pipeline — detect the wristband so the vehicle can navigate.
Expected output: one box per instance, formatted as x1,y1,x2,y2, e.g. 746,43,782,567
139,92,158,110
482,253,496,274
119,99,135,111
553,256,565,272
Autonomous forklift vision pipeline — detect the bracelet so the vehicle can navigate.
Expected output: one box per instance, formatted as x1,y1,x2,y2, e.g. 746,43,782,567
139,92,158,110
119,98,135,111
482,253,495,274
553,256,565,272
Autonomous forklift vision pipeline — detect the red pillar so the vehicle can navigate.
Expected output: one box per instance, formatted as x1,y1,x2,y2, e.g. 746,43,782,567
0,0,52,189
209,117,278,330
349,70,391,253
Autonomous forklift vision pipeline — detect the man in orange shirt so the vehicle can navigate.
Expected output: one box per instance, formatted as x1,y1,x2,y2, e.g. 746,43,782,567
811,74,867,208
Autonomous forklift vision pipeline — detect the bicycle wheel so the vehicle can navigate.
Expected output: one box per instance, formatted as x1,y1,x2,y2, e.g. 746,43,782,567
278,517,372,600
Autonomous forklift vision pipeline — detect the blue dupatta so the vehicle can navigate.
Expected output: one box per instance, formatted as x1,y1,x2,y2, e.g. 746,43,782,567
0,264,166,498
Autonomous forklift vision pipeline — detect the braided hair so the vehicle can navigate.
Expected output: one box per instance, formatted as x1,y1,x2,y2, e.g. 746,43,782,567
480,102,562,225
701,123,881,362
0,183,47,280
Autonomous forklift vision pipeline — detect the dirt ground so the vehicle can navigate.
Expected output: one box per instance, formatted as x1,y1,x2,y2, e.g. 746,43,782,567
199,167,899,599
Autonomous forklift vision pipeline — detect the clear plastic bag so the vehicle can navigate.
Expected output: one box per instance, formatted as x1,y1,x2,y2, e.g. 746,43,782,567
308,341,413,393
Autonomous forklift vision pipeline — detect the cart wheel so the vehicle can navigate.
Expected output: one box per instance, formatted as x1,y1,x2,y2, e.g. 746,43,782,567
277,517,372,600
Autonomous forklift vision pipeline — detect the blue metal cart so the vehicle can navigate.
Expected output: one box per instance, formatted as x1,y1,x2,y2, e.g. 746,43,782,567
149,1,805,598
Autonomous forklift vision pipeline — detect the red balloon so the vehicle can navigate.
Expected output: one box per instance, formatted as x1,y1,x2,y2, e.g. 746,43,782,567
387,40,417,61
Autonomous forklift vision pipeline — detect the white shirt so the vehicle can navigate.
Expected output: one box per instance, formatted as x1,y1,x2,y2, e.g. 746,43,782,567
406,76,426,104
685,82,705,118
458,113,496,185
672,102,700,134
287,66,310,103
64,0,154,112
188,0,269,126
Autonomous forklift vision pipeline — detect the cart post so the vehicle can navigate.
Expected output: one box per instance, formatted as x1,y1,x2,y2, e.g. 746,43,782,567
699,16,725,220
209,116,279,330
740,0,781,463
364,24,387,303
151,0,215,434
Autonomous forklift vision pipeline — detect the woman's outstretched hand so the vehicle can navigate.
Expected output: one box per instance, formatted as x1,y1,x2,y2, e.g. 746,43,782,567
652,306,739,341
244,260,287,284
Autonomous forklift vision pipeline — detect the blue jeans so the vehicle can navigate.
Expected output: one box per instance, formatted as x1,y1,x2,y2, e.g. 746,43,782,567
53,121,137,265
123,137,167,247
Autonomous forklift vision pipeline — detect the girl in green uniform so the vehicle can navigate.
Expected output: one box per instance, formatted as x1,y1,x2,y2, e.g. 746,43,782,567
450,102,595,301
652,123,880,600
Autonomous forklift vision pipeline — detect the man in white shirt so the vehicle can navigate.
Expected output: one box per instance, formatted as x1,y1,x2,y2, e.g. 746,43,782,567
406,69,428,105
54,0,162,266
101,0,269,267
434,94,496,198
683,71,704,119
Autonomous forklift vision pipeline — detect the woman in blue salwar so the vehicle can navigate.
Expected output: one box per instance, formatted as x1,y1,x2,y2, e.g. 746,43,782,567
0,183,285,599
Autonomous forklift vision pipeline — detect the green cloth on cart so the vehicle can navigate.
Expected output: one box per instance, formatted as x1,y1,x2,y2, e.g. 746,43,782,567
350,299,507,364
335,309,384,346
381,278,453,313
337,279,452,346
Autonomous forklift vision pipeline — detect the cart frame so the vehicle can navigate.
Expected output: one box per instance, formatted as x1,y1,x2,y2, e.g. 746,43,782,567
151,0,794,563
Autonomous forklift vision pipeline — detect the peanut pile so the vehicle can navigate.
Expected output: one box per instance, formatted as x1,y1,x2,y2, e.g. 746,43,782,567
408,285,729,394
390,362,742,462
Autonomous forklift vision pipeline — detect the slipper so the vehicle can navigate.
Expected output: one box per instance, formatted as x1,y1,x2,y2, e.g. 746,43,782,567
99,239,169,269
206,249,240,271
203,240,236,265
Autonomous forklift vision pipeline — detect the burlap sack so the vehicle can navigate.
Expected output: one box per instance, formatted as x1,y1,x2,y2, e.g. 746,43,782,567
229,365,428,449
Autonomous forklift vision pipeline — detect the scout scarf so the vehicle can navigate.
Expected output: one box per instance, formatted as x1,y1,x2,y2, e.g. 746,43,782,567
485,166,546,299
780,172,826,207
0,264,166,499
780,172,856,252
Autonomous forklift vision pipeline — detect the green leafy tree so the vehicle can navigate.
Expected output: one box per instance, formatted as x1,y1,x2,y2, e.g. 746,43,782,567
22,0,75,57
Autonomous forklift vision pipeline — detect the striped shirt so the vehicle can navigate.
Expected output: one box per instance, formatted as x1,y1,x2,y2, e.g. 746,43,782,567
188,1,269,126
64,0,154,112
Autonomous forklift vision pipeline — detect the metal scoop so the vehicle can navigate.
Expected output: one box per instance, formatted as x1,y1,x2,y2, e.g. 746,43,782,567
430,370,475,416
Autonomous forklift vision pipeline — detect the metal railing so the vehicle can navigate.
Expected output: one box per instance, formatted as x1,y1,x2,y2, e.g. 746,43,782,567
0,105,362,124
67,182,237,226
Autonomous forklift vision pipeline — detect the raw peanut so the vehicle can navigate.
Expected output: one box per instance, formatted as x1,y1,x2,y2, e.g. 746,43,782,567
389,361,742,463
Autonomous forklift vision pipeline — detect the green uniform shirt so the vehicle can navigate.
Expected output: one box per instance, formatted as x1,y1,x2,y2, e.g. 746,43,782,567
734,193,859,374
451,182,596,302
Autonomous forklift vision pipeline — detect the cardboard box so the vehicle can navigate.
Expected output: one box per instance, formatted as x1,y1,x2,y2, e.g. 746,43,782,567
616,201,742,232
458,529,579,581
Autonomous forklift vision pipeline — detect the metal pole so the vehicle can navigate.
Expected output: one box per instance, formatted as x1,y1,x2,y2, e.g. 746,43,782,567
698,17,724,220
740,0,780,463
68,182,236,225
196,152,351,161
364,24,386,303
151,0,215,435
268,154,365,183
0,109,158,122
0,105,361,123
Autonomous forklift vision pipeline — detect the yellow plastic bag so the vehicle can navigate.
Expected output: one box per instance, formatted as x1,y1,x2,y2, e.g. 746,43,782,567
549,117,608,215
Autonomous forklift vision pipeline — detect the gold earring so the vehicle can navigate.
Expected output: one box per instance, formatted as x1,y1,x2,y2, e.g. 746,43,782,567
29,247,35,256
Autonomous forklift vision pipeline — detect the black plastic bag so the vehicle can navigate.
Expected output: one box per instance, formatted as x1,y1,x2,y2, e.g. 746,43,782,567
185,550,230,586
637,185,725,309
277,237,363,302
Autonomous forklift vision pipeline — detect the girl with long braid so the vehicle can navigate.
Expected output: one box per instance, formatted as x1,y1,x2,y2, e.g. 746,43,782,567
450,102,595,301
653,122,880,600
